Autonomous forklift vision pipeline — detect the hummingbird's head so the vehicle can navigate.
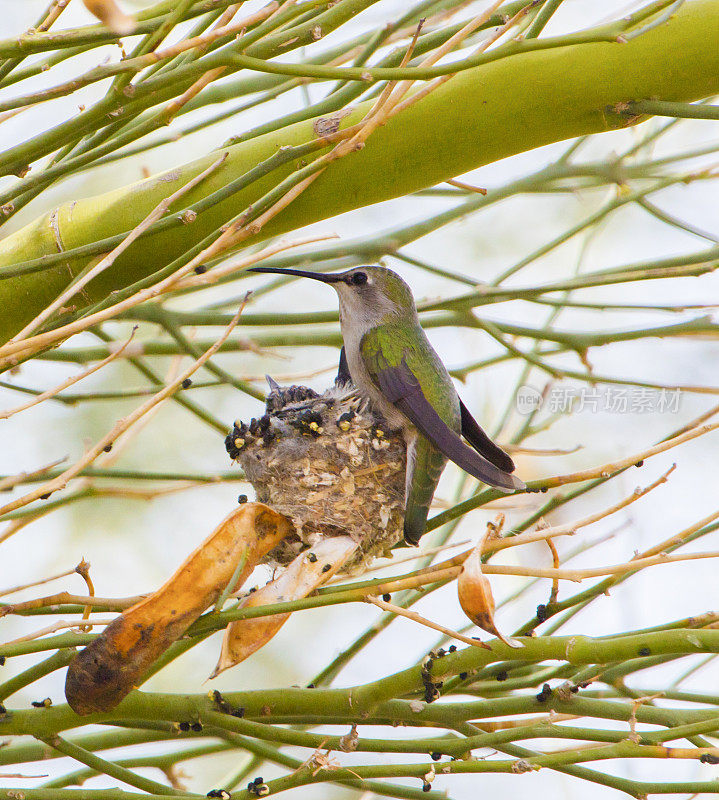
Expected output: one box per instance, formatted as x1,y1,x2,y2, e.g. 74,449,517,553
332,265,418,328
249,265,419,329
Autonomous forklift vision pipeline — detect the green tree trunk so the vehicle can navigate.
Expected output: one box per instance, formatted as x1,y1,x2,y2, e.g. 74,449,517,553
1,0,718,344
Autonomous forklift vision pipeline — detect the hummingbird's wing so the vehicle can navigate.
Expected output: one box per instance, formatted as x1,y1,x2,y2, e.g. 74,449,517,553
459,399,515,473
365,354,525,494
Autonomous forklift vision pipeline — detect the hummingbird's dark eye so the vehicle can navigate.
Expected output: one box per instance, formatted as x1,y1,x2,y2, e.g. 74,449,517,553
348,271,368,286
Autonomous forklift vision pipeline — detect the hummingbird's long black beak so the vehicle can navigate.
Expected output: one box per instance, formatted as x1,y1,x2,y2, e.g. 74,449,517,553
250,266,344,283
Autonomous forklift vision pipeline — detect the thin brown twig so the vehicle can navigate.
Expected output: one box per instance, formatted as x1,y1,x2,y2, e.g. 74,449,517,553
543,420,719,489
482,544,719,582
365,594,490,649
38,0,73,32
98,350,184,466
446,178,488,195
0,566,79,598
163,66,227,123
74,558,94,631
266,0,298,24
0,515,50,547
0,774,50,780
0,107,30,126
0,457,67,493
2,617,115,647
6,155,228,346
1,591,143,616
508,445,583,456
545,535,560,605
0,328,137,419
363,17,426,120
0,297,250,519
630,504,719,560
489,465,676,553
92,482,201,499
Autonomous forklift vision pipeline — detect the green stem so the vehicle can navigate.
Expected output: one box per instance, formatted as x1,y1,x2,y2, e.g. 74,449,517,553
2,0,719,342
35,734,196,796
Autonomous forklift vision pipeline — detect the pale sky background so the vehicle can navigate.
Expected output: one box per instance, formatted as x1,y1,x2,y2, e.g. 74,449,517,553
1,1,718,798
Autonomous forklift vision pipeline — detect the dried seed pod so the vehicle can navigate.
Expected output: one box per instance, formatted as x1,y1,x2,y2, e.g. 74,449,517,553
83,0,135,34
211,536,357,677
65,503,293,715
457,537,521,648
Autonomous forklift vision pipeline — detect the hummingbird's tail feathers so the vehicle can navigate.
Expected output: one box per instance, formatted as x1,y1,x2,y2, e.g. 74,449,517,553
403,504,428,546
375,361,526,494
402,436,446,546
505,473,527,492
459,399,515,473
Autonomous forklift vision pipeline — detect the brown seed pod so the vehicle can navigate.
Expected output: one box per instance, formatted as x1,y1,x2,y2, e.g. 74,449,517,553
83,0,135,34
65,503,292,715
457,535,521,649
211,535,357,677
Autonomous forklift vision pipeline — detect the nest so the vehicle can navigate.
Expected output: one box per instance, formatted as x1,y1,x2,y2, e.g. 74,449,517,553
225,381,407,572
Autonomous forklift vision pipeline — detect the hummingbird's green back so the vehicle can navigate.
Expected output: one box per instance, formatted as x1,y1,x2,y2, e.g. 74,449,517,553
360,321,461,544
360,321,461,431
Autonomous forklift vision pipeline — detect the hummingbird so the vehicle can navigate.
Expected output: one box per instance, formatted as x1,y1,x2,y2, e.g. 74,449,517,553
250,265,525,545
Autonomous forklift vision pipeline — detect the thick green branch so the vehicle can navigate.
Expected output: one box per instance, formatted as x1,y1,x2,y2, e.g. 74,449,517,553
1,0,719,343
